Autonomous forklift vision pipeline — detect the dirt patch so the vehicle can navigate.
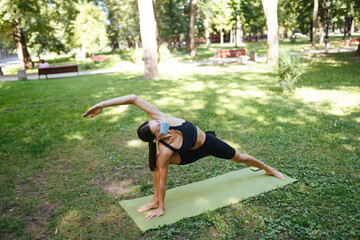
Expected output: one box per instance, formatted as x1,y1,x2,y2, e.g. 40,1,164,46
24,202,55,239
103,179,134,196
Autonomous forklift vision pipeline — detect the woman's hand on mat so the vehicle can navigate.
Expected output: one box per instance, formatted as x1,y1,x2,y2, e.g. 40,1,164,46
82,103,104,118
145,208,164,219
265,167,286,181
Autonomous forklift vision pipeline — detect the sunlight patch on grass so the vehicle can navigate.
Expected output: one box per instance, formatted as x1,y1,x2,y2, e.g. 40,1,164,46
355,117,360,124
230,89,269,103
276,116,305,125
155,97,185,106
104,105,129,122
126,139,142,148
58,209,82,236
342,144,355,152
22,137,33,143
182,81,205,92
295,88,360,115
65,132,84,141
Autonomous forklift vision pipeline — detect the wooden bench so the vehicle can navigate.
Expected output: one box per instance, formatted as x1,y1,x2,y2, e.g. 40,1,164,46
38,65,78,79
217,49,246,58
91,55,107,62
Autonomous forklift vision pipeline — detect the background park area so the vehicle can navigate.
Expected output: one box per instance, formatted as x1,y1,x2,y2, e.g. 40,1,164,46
1,0,360,239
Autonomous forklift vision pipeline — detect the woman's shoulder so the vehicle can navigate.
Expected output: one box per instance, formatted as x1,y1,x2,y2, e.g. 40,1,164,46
164,116,186,126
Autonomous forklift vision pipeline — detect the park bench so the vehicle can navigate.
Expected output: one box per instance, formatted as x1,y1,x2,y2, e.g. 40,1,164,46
38,65,78,79
351,38,360,45
216,49,246,58
91,55,107,62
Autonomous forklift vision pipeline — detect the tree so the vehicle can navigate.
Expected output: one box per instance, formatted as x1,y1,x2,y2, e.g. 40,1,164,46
0,1,35,69
155,0,188,45
261,0,279,66
187,0,197,57
212,0,232,45
99,0,139,50
311,0,319,47
241,1,266,41
73,3,109,57
137,0,160,79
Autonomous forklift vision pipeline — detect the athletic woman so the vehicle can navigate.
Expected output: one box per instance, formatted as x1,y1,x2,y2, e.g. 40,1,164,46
82,94,285,219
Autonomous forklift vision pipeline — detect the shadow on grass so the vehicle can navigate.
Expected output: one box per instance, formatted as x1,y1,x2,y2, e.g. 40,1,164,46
0,60,359,239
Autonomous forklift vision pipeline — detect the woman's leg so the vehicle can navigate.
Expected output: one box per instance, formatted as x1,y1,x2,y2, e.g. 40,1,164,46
231,152,285,180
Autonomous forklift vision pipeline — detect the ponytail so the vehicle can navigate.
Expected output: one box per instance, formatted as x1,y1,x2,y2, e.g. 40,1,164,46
148,142,157,171
137,121,157,171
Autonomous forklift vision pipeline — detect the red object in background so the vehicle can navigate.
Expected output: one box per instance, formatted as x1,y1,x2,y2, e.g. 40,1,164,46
216,49,246,58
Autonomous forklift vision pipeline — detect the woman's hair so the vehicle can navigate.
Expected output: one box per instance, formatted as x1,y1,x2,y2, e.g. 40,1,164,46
137,121,157,171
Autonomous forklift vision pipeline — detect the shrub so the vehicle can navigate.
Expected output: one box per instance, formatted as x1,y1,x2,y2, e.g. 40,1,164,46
130,48,143,63
158,44,171,62
276,53,303,95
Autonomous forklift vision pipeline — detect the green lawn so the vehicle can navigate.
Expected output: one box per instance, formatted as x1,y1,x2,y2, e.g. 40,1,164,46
0,48,359,239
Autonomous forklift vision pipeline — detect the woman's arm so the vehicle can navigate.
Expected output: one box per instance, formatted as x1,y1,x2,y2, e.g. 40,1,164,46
145,148,172,219
82,94,167,120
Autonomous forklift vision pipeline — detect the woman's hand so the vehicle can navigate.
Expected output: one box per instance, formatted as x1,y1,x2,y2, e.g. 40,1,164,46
145,208,164,219
82,103,104,118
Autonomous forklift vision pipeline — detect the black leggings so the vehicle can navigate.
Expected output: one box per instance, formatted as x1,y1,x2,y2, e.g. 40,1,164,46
179,132,236,165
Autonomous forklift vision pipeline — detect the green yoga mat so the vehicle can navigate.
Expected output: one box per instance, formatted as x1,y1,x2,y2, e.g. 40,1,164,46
119,167,296,232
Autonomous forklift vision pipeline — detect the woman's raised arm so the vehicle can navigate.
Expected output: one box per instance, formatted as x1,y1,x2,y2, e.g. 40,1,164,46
82,94,166,120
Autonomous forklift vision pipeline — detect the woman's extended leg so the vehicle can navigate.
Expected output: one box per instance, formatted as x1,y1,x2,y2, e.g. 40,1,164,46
231,152,285,180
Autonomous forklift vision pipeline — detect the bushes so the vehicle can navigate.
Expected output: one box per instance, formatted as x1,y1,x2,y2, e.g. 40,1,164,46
130,48,143,63
276,53,303,95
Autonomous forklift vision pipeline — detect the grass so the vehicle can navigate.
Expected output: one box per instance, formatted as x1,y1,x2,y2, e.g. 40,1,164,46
1,42,360,239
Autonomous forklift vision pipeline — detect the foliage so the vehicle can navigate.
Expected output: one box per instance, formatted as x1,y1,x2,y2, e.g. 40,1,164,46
158,44,171,61
155,0,189,42
0,0,70,57
73,2,109,55
99,0,140,51
240,0,266,35
130,47,143,63
276,53,303,94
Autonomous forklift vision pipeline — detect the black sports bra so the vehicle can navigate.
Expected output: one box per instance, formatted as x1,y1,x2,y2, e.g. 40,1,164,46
159,121,197,153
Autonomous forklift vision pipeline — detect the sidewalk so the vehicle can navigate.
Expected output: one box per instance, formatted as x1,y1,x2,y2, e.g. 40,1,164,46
1,46,357,82
0,61,144,82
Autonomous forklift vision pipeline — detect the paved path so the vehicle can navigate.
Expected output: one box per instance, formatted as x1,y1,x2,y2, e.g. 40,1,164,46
0,61,144,81
0,46,357,82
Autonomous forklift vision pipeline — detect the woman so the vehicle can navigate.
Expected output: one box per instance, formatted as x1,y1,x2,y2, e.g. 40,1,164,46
82,94,285,219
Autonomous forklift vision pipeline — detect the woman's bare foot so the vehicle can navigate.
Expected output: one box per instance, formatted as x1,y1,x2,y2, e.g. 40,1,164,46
137,200,159,213
265,167,286,181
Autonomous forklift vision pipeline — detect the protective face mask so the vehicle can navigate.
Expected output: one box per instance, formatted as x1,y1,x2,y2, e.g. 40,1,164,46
154,120,169,142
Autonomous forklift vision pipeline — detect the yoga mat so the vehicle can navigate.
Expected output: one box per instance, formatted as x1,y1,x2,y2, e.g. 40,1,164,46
119,167,296,232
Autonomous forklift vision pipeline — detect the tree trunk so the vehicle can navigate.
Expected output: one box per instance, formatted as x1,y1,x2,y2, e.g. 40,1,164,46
220,28,224,45
355,43,360,57
12,18,33,70
137,0,160,79
235,15,243,47
319,19,324,44
312,0,318,47
261,0,279,66
204,18,211,46
230,29,234,44
350,18,354,37
348,17,353,39
187,0,197,57
283,26,288,39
